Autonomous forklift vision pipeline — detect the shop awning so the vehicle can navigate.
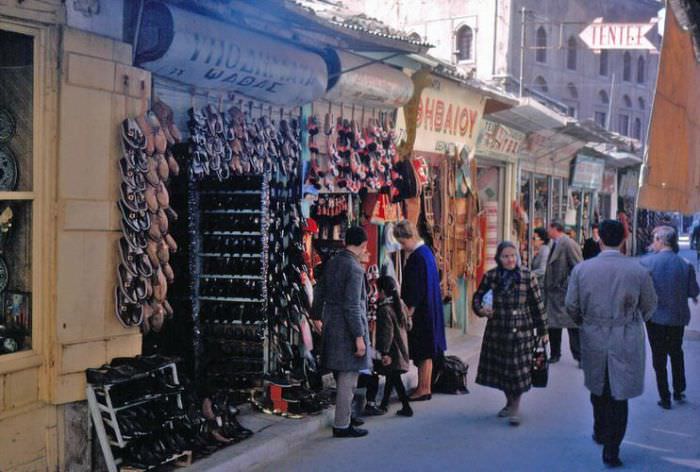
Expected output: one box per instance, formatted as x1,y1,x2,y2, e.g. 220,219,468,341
486,97,572,134
163,0,432,54
638,0,700,213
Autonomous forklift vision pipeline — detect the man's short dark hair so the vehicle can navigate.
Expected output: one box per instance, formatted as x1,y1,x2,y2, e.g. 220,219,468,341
549,220,565,232
345,226,368,247
599,219,625,247
592,223,599,230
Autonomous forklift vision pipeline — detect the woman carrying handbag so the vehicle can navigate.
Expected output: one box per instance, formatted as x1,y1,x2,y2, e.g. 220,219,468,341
472,241,549,426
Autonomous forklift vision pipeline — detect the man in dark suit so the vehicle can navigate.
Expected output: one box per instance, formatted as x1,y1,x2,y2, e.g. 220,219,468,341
582,223,602,260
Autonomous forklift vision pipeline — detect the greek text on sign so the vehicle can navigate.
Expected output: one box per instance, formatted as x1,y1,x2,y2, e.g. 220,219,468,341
477,120,526,161
416,96,480,139
579,17,657,51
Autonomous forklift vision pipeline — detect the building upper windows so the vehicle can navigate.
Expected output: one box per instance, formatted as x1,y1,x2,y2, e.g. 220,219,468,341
637,56,645,83
623,52,632,81
618,114,630,136
599,50,609,76
599,90,609,104
623,94,632,108
633,118,643,140
536,27,547,63
534,76,548,93
566,36,577,70
595,111,607,128
638,97,645,109
455,25,474,62
567,83,578,99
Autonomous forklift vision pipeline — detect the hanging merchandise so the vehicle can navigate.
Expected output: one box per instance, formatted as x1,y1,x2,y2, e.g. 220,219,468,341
306,114,399,194
115,105,181,332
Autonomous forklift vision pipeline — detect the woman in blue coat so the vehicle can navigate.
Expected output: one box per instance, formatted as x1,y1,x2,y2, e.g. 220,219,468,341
393,220,446,401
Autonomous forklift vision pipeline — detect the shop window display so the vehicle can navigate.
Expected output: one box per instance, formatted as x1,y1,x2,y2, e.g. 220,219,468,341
0,30,34,356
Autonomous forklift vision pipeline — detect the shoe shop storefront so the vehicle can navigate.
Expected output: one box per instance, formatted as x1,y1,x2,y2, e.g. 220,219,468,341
0,1,430,471
395,70,510,335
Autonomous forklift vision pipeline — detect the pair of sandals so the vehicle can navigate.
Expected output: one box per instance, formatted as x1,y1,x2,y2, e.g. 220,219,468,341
498,406,521,426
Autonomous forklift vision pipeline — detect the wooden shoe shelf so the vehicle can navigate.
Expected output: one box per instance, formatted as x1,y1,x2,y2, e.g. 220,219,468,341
86,362,187,472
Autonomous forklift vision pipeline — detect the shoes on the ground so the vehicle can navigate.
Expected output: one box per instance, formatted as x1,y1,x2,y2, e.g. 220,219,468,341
332,426,368,438
408,394,431,402
508,415,521,426
396,407,413,417
498,407,510,418
592,433,604,445
350,417,364,427
673,392,686,403
603,446,623,468
364,405,386,416
658,399,672,410
549,356,561,364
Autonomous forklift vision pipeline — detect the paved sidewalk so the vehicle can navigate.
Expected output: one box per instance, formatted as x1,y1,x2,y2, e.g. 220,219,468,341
186,328,482,472
258,332,700,472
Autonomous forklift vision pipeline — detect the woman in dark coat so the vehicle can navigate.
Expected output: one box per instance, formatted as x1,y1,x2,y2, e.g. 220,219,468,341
375,276,412,417
393,220,446,401
473,241,548,425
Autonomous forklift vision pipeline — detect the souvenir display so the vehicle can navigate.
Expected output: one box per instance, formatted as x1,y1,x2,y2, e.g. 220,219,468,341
0,107,16,144
0,145,18,191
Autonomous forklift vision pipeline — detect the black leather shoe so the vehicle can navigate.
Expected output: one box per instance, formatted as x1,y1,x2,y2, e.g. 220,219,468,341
363,405,386,416
350,417,364,427
332,426,368,438
658,399,672,410
603,446,623,468
396,407,413,417
673,392,686,403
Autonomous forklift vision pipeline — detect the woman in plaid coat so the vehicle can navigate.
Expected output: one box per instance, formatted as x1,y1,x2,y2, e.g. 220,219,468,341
472,241,548,425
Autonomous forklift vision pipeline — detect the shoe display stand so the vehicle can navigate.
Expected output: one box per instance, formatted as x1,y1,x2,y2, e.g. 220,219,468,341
191,175,270,394
86,361,190,472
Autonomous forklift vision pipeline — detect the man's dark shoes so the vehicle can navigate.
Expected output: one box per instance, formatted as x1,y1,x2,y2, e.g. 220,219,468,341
396,406,413,417
673,392,686,403
333,426,368,438
364,404,386,416
658,398,672,410
408,394,431,402
603,446,623,468
549,356,561,364
350,417,364,427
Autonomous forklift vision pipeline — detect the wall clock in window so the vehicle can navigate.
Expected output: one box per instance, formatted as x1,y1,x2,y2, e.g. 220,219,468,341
0,147,18,191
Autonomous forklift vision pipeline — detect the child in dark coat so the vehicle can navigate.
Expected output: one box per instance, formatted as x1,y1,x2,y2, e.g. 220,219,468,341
376,276,413,417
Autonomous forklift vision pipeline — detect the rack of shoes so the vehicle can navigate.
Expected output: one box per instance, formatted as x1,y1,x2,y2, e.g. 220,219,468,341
192,175,270,393
86,355,190,472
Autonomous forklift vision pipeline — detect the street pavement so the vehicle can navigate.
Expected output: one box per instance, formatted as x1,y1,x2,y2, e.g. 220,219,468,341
258,246,700,472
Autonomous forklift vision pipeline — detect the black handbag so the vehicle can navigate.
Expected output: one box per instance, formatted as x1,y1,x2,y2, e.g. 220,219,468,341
531,338,549,388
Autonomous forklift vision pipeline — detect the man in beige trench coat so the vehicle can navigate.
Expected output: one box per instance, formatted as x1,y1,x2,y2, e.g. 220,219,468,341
565,219,657,468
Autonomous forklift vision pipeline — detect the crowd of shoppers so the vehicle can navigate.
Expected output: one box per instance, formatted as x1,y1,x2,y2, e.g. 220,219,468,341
311,217,697,468
311,221,445,438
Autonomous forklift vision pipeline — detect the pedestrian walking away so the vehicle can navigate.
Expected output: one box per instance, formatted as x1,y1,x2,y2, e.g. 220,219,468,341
565,219,658,468
311,226,372,438
640,225,699,409
374,275,413,417
393,220,446,402
473,241,548,426
545,220,583,365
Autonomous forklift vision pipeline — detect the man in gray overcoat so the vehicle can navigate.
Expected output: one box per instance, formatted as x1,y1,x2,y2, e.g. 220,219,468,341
545,220,583,364
565,220,657,468
312,226,371,438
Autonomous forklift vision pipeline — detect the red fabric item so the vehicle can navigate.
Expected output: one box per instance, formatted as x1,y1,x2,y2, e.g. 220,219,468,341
362,223,379,267
303,217,319,234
